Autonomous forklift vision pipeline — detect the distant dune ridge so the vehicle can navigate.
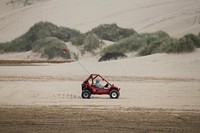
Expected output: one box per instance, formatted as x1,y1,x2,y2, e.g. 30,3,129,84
0,0,200,43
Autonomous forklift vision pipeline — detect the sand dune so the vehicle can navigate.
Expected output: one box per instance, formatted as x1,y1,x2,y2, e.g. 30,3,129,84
1,1,200,132
0,0,200,110
0,49,200,110
0,0,200,42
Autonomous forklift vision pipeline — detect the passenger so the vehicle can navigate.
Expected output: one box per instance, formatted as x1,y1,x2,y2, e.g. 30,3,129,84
95,79,104,89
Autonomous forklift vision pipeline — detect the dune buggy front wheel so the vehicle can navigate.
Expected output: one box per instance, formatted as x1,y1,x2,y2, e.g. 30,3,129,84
109,90,119,99
81,90,91,99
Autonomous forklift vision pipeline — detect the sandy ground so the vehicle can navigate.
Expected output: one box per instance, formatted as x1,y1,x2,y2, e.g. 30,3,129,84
0,0,200,42
0,49,200,132
0,106,200,133
1,0,200,132
0,49,200,110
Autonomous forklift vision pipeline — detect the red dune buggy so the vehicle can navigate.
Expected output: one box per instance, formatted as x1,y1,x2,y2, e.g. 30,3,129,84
81,74,121,99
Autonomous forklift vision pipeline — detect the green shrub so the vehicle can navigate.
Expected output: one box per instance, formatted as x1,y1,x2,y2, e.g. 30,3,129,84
53,27,84,42
139,31,170,44
0,21,82,59
1,21,59,52
138,36,195,56
7,0,35,7
99,52,127,62
177,37,195,52
52,27,70,42
70,34,86,46
102,35,142,53
138,41,161,56
0,43,7,53
27,21,59,43
137,46,151,56
102,31,170,54
0,21,85,53
83,34,101,51
90,23,136,41
184,34,200,48
32,37,71,59
137,31,196,56
158,38,179,53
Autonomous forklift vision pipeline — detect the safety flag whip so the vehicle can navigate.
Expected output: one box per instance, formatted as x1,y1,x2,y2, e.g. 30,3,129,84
62,48,90,74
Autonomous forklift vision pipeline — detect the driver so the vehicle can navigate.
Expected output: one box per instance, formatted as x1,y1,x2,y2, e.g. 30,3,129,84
95,79,104,89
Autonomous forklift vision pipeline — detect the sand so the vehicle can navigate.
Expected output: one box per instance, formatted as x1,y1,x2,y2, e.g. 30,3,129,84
1,36,200,133
1,1,200,132
0,0,200,42
0,106,199,133
0,49,200,110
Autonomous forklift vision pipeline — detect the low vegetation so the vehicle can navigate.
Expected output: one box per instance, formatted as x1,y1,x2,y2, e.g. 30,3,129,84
89,23,137,41
138,36,195,56
0,22,60,52
0,22,80,59
7,0,45,7
32,37,70,59
99,52,127,62
52,26,84,43
102,31,198,58
83,34,102,52
183,34,200,48
0,21,199,60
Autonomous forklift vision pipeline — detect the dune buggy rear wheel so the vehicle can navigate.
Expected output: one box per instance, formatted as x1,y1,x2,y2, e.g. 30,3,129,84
109,90,119,99
82,90,91,99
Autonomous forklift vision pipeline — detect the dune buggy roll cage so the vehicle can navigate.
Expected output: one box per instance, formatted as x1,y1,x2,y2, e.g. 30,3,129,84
83,74,111,86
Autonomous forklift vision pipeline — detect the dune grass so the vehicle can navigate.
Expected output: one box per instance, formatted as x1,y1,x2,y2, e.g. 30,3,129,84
83,33,102,52
89,23,137,42
99,52,127,62
0,21,199,60
183,34,200,48
102,31,170,53
32,37,71,59
102,31,197,58
0,22,77,59
7,0,45,7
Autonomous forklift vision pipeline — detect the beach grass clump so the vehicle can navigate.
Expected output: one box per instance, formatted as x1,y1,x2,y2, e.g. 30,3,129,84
53,26,84,43
138,36,195,56
89,23,137,42
32,37,70,59
0,21,85,52
0,21,80,59
102,31,170,54
98,52,127,62
70,34,86,46
83,34,101,52
7,0,36,7
101,30,196,57
0,22,59,52
183,33,200,48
